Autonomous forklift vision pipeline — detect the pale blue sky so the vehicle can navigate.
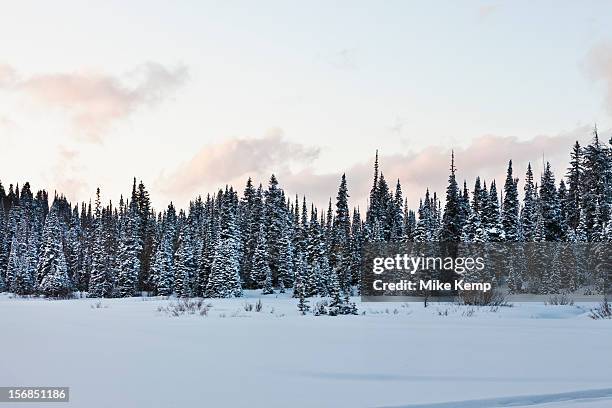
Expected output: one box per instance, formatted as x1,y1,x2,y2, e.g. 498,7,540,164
1,1,611,209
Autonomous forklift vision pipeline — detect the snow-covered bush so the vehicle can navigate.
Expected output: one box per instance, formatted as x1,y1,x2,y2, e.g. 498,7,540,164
458,289,510,307
159,298,212,317
589,298,612,320
545,294,574,305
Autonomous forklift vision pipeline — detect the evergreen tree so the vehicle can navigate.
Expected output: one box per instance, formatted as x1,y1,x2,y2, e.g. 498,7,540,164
251,224,271,290
174,222,196,297
440,152,462,242
8,218,34,295
206,188,242,298
566,141,582,230
390,180,404,241
88,216,113,298
117,201,141,297
294,254,309,313
150,229,174,296
502,160,520,241
38,203,72,297
521,163,538,241
277,225,293,293
582,128,611,240
539,162,562,241
484,181,504,242
349,207,363,288
331,174,352,294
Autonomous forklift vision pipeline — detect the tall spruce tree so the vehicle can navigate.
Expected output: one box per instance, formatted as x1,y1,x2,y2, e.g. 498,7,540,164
38,203,72,297
117,201,141,297
521,163,538,241
206,188,242,298
331,174,351,294
539,162,562,241
502,160,520,241
566,141,582,230
440,152,462,242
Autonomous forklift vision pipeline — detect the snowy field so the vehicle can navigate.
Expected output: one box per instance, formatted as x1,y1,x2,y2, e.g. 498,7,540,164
1,291,611,408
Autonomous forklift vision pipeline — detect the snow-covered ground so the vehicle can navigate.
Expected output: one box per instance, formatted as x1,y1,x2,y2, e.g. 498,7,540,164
1,291,611,408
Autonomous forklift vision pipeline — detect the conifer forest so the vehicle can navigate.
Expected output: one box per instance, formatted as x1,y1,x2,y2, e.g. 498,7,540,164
1,128,612,304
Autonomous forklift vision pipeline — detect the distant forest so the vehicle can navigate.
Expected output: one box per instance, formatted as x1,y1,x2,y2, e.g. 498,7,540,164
1,127,611,305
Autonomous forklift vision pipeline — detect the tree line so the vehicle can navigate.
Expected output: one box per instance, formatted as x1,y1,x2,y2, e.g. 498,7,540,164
0,127,611,303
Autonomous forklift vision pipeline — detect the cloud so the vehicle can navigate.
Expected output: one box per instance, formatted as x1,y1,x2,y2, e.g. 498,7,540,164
586,42,612,116
325,126,593,211
0,62,187,142
155,129,320,201
156,127,593,212
300,127,595,211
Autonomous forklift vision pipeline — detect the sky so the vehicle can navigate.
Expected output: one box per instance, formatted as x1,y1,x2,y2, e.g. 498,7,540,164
2,0,612,212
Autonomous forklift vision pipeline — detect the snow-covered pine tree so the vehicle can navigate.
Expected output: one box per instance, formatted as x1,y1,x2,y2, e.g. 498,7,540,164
582,127,611,240
521,164,537,242
539,162,562,242
88,209,113,298
349,207,363,289
277,223,293,293
377,173,392,240
558,180,569,240
8,218,34,295
502,160,520,241
331,174,352,295
0,202,7,287
67,206,85,291
134,180,154,292
150,204,177,296
440,152,462,242
150,230,174,296
239,178,258,287
294,254,309,313
251,223,272,292
38,203,72,297
174,222,196,297
366,150,380,231
566,141,582,231
206,188,242,298
390,179,404,242
117,200,141,297
264,175,286,285
483,181,504,242
403,204,416,242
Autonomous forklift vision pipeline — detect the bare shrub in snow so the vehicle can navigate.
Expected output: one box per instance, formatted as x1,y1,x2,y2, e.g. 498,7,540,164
545,294,574,306
255,299,263,312
243,302,253,312
313,302,328,316
91,301,107,309
459,290,511,307
462,308,476,317
589,298,612,320
159,298,211,317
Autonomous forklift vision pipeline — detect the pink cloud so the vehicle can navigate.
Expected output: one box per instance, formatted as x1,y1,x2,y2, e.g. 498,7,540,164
0,62,187,142
155,129,320,202
156,127,593,213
